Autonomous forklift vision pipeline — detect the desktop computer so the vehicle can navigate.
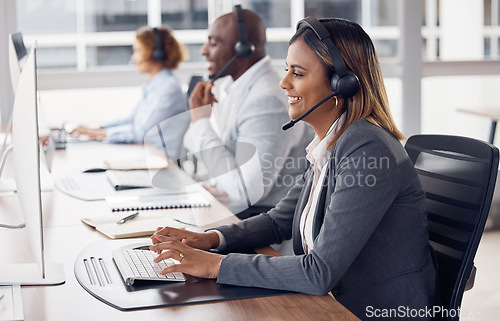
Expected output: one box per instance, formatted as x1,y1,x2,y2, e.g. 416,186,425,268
0,33,27,163
0,42,64,285
8,32,28,95
1,32,55,193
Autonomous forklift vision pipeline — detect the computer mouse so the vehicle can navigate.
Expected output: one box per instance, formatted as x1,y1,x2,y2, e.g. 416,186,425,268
82,167,107,173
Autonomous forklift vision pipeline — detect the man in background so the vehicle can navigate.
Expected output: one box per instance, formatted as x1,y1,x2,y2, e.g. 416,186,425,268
184,6,311,218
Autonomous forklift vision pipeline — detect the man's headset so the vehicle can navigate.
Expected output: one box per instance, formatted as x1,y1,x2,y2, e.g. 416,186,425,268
282,17,360,130
210,5,255,83
151,27,166,61
234,4,255,59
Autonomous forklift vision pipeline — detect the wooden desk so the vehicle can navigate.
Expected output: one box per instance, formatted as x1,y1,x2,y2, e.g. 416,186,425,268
0,142,359,321
457,107,500,144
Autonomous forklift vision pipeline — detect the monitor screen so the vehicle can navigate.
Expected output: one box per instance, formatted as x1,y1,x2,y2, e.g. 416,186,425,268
2,33,27,155
11,33,27,62
0,43,64,285
8,33,27,95
3,32,54,176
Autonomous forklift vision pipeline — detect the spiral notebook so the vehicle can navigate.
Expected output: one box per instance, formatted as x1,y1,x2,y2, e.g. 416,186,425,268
105,192,210,212
106,170,153,190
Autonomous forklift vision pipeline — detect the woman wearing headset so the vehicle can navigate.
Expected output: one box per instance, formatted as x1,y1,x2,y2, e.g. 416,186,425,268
150,18,439,320
70,26,188,153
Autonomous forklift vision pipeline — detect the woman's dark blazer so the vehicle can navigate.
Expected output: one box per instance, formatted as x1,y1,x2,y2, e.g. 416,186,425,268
215,119,439,320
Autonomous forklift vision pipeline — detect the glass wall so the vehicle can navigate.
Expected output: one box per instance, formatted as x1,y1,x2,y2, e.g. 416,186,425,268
305,0,361,23
16,0,405,69
16,0,77,34
84,0,148,32
160,0,208,30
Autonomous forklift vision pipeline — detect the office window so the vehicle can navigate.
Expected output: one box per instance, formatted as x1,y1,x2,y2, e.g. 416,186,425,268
86,45,133,67
485,38,491,57
373,39,397,58
305,0,361,23
16,0,77,34
161,0,208,29
84,0,148,32
185,44,204,63
239,0,291,28
36,47,77,69
484,0,500,57
370,0,398,26
266,42,290,61
14,0,406,71
484,0,492,25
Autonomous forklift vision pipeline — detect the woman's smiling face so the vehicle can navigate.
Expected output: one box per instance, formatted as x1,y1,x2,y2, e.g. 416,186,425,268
280,38,335,125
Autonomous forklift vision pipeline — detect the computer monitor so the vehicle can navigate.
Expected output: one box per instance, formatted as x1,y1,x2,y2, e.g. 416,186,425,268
0,43,64,285
1,32,54,192
8,32,55,173
8,32,28,95
0,33,28,169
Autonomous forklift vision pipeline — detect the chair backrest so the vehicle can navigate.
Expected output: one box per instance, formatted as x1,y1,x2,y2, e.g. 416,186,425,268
186,75,203,98
404,134,498,320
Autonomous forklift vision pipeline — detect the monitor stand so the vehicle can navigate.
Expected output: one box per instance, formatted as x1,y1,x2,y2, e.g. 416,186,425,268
0,263,65,285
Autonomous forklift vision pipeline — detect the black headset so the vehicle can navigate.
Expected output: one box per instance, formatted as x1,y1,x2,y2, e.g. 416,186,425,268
151,27,166,61
208,5,256,83
233,5,255,59
296,17,359,99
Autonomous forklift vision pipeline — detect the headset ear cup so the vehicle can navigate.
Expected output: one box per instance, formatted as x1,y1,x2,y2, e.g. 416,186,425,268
330,73,341,96
152,28,166,61
331,72,360,98
152,49,165,61
234,41,255,59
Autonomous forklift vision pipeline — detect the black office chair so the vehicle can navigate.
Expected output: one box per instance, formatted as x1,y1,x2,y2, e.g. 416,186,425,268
404,135,499,321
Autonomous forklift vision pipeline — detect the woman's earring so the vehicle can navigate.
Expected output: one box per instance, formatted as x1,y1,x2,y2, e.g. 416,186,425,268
335,96,339,109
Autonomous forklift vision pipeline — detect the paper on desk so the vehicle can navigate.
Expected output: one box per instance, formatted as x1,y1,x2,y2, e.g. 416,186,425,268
104,155,169,171
79,156,169,173
81,211,186,239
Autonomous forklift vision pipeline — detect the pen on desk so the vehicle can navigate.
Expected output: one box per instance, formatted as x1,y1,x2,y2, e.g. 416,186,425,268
116,212,139,224
172,218,198,227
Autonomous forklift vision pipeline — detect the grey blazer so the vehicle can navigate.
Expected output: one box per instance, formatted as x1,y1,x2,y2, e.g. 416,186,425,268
216,119,439,320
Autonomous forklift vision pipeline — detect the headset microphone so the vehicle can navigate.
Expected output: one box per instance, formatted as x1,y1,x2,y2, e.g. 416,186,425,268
209,55,238,84
282,93,334,130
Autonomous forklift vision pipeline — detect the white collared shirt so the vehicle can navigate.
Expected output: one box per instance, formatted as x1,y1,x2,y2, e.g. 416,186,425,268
300,112,346,253
184,56,311,214
103,68,187,145
211,56,271,142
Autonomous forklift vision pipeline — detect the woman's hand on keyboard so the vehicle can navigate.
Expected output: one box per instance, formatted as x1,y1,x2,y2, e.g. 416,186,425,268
151,226,220,252
149,235,224,279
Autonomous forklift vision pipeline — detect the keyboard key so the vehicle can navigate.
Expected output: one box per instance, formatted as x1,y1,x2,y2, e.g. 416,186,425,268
119,249,184,282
